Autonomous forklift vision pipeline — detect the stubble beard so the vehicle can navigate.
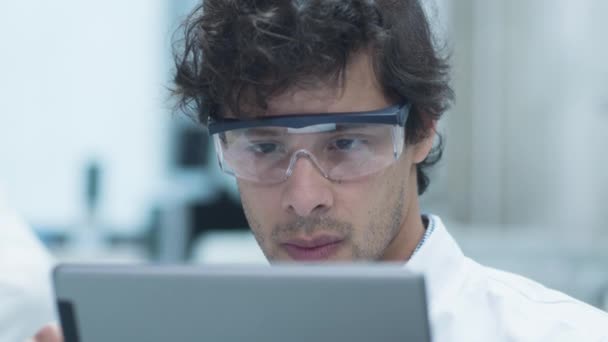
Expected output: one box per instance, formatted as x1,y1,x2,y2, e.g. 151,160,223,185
241,181,405,262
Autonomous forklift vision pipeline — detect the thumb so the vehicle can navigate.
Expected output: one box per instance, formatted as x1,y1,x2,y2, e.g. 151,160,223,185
32,323,63,342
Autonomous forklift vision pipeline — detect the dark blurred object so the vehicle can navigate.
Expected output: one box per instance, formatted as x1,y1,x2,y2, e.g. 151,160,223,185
186,190,249,258
164,112,244,261
142,207,163,260
174,125,209,168
71,159,106,252
157,190,248,262
34,228,70,250
85,161,101,215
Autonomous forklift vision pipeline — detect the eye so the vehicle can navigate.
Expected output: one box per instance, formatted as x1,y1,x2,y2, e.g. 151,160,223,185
248,142,281,154
329,138,366,151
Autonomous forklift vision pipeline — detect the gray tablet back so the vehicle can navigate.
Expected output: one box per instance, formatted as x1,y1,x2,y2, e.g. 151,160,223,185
53,264,431,342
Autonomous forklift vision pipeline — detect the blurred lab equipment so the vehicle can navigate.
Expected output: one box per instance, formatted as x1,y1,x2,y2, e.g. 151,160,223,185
157,121,249,261
70,160,105,254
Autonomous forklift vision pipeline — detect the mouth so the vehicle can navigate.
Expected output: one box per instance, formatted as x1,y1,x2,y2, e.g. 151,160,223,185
281,235,344,261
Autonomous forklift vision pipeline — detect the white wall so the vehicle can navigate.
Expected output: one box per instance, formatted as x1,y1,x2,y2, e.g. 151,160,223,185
440,0,608,237
501,0,608,234
0,0,169,231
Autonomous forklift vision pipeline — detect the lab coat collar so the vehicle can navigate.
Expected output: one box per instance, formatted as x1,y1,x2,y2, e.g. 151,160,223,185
404,215,468,312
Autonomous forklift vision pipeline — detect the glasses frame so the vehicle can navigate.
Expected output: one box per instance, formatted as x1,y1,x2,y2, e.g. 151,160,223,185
207,102,411,135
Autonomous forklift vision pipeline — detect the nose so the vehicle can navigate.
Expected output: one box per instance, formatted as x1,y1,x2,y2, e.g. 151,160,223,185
280,154,334,217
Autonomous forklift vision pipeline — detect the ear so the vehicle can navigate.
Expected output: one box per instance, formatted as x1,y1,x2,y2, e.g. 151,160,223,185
411,120,437,164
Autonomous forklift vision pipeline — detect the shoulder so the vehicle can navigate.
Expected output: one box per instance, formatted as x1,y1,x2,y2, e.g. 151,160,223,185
418,216,608,340
472,261,608,340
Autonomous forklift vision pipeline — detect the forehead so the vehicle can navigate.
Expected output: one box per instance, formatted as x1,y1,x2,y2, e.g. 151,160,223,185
253,52,392,117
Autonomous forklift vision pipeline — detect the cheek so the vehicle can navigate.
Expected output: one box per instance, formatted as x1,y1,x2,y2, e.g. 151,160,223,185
333,172,396,224
345,153,411,202
340,153,412,221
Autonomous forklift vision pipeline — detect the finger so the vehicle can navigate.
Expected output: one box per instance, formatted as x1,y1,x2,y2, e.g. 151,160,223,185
33,324,63,342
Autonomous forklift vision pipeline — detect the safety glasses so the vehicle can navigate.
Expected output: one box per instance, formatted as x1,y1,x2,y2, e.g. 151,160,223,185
208,102,410,184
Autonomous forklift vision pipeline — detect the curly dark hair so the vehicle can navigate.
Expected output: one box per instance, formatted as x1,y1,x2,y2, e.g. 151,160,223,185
172,0,453,194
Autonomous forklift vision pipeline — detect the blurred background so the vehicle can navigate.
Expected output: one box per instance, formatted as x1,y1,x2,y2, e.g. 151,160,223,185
0,0,606,312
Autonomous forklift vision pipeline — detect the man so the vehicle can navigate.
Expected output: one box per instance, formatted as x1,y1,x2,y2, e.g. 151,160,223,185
33,0,608,341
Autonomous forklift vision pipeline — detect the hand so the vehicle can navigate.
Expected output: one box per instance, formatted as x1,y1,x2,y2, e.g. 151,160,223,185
28,324,63,342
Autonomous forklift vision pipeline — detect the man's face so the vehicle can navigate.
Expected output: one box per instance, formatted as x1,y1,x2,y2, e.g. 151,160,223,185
236,53,430,262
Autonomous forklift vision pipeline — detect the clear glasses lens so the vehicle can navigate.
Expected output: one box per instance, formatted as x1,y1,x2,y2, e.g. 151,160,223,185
213,123,405,184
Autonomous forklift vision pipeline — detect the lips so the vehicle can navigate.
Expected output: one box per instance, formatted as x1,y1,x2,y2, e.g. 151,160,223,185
281,235,343,261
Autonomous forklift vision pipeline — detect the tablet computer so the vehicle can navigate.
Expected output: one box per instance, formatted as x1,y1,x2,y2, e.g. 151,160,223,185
53,264,431,342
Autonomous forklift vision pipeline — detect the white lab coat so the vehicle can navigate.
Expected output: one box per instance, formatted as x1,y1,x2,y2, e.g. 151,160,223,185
0,189,56,342
406,215,608,341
